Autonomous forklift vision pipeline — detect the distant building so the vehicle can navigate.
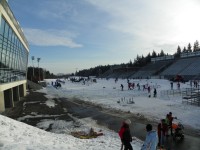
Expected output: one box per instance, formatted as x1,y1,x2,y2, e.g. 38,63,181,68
0,0,29,112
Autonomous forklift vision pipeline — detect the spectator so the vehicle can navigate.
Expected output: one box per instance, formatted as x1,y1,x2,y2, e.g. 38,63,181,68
170,82,173,90
119,119,133,150
168,112,177,135
121,84,124,91
177,82,180,90
157,119,168,147
153,88,157,97
141,124,158,150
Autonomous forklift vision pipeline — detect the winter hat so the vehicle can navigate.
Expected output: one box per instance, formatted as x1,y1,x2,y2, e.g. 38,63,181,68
146,124,152,132
124,119,131,125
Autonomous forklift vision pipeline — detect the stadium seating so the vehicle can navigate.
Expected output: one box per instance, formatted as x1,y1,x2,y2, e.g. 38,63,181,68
130,60,173,78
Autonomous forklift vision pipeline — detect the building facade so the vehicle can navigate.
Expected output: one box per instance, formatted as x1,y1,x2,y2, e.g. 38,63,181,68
0,0,29,112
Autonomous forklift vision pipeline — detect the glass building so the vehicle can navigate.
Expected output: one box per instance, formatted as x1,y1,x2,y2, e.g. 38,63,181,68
0,0,29,112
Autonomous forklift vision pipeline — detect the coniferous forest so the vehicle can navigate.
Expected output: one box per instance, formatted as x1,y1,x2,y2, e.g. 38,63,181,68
28,40,200,80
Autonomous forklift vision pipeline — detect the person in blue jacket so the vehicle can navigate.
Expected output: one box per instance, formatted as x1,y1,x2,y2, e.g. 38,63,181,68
141,124,158,150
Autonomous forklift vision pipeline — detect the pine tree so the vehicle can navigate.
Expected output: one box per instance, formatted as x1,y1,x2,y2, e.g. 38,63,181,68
146,53,151,63
187,43,192,52
174,46,181,58
177,46,181,53
152,50,157,57
183,47,187,53
128,60,133,67
193,40,199,52
160,49,165,56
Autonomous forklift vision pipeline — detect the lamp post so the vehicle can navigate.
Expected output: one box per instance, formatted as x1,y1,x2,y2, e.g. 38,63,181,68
37,58,41,82
31,56,35,80
43,68,46,80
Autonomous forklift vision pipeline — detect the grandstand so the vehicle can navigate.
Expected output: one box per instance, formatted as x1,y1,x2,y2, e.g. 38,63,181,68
104,67,138,79
100,52,200,81
117,71,136,79
159,57,200,80
179,57,200,77
130,60,173,79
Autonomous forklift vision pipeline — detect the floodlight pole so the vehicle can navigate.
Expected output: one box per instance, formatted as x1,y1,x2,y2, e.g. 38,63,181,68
31,56,35,80
37,58,41,82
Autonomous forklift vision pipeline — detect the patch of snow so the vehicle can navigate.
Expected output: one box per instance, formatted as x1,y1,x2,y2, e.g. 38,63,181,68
45,99,56,108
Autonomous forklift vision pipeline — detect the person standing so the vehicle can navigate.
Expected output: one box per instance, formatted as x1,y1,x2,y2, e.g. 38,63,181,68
148,86,151,93
119,119,133,150
168,112,177,135
177,82,180,90
141,124,158,150
165,114,170,136
137,83,140,90
121,84,124,91
170,82,173,90
153,88,157,97
157,119,168,147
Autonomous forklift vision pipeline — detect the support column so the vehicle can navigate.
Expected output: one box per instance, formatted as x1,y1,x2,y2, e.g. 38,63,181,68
4,89,14,108
19,83,26,97
0,91,5,112
23,83,27,97
13,86,20,101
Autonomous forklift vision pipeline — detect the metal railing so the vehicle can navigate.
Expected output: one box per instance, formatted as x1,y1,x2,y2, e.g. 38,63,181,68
160,89,183,96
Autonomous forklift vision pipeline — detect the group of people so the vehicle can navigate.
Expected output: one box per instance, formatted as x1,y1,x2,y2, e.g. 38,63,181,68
190,80,199,88
170,81,181,90
120,82,157,98
51,81,62,88
118,112,176,150
157,112,177,147
119,119,157,150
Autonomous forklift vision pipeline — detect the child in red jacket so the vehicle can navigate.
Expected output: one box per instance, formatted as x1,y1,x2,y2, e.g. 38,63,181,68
119,119,133,150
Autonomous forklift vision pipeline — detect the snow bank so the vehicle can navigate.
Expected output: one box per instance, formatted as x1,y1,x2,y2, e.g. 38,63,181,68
0,115,142,150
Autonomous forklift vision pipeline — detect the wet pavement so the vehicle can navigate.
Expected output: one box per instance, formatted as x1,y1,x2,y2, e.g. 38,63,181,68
62,98,200,150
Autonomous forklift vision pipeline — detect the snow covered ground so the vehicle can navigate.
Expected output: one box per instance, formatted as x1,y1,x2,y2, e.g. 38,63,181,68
0,114,142,149
44,78,200,130
0,78,200,149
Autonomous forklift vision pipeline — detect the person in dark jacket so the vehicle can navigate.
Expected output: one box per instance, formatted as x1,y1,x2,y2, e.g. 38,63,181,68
157,119,168,147
153,88,157,97
119,119,133,150
121,84,124,91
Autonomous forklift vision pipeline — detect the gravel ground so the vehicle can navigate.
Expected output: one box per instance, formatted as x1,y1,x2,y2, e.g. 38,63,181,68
2,90,72,127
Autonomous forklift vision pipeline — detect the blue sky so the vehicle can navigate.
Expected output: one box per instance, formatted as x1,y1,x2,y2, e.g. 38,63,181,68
8,0,200,74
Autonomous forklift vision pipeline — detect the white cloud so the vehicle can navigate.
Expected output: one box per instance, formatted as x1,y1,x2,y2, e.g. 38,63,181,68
85,0,200,52
24,28,82,48
38,3,78,21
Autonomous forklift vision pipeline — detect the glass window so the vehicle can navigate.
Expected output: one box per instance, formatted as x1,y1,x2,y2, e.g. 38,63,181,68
0,35,3,42
1,53,6,64
0,18,5,35
4,23,9,38
0,40,3,47
0,17,28,84
8,28,12,41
